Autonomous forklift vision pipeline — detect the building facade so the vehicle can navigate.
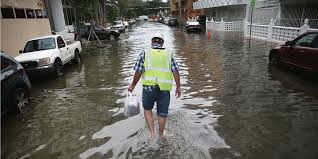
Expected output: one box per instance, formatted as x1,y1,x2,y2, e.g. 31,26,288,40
193,0,318,28
1,0,75,58
170,0,202,21
1,0,51,57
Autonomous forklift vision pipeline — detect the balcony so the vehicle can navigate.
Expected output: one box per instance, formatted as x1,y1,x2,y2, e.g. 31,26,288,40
193,0,248,9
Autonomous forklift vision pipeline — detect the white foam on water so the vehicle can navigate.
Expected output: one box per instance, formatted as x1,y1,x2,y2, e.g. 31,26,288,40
79,106,229,159
79,135,86,140
79,114,145,159
19,154,31,159
35,144,46,151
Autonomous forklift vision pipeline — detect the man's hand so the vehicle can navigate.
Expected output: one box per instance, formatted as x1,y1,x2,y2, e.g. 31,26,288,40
128,84,135,92
175,87,181,98
128,72,142,92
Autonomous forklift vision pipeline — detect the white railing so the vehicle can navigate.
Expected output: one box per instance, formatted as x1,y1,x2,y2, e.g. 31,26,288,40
244,18,318,43
206,18,244,31
206,17,318,42
193,0,248,10
271,26,300,42
246,24,269,39
225,21,244,31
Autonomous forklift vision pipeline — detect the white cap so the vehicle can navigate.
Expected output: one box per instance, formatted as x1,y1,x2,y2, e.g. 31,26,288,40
152,33,164,41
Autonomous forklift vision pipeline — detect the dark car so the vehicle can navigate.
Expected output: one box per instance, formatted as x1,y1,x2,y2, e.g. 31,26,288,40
79,25,120,41
1,52,31,116
269,31,318,75
197,15,206,26
185,20,203,32
158,17,165,23
168,18,179,26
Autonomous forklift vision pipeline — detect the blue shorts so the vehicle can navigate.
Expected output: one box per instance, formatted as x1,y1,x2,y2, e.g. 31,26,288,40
142,85,170,118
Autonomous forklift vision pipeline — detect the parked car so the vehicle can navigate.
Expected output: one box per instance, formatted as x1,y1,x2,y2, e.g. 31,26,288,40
79,24,120,41
136,15,149,21
123,21,129,28
14,35,82,77
1,52,32,116
112,21,125,33
128,19,136,25
168,18,179,26
158,17,165,23
185,20,203,32
164,17,170,25
269,31,318,75
197,15,206,26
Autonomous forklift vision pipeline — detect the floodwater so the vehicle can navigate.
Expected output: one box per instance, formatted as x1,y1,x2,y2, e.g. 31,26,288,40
2,22,318,159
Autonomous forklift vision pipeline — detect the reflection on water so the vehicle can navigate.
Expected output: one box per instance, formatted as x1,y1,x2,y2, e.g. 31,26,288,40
2,22,318,159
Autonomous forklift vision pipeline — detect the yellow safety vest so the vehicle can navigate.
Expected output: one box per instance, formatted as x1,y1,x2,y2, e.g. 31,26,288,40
142,48,173,91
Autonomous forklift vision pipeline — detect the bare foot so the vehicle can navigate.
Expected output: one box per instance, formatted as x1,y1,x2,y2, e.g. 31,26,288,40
150,131,156,140
158,136,167,146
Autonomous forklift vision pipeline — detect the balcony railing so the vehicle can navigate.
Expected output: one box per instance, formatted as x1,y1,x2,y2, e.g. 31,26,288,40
193,0,248,9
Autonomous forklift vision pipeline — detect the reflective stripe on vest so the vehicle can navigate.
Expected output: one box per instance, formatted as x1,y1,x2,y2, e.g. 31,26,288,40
142,48,173,91
142,76,174,84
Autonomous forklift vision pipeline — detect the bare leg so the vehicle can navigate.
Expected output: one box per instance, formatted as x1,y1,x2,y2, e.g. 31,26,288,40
158,116,167,138
144,110,155,138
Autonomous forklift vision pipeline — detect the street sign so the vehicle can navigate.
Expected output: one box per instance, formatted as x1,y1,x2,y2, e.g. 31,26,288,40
250,0,256,8
249,0,256,51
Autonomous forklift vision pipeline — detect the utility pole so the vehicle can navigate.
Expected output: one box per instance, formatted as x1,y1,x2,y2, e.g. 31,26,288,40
249,0,255,51
178,0,182,26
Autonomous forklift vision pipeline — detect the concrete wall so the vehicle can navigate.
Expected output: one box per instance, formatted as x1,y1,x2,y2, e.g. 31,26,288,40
204,5,246,21
1,19,51,57
248,0,280,25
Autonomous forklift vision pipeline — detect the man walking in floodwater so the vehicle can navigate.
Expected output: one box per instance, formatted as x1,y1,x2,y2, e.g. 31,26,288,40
128,33,181,140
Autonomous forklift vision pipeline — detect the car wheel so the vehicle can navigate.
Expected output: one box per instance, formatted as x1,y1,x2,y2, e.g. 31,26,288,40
53,60,63,77
109,35,115,41
72,50,81,64
13,87,30,112
81,38,89,45
269,53,279,66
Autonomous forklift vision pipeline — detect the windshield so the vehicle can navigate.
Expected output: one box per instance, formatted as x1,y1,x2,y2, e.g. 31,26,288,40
113,21,122,25
23,38,56,53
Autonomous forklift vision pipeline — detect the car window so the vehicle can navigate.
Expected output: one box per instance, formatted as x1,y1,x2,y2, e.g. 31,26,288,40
94,26,104,31
80,27,89,34
294,33,318,47
57,36,66,48
1,56,11,71
24,38,56,53
113,21,122,25
311,36,318,48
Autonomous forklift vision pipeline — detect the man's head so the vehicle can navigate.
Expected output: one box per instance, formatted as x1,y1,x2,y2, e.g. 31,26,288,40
151,33,164,48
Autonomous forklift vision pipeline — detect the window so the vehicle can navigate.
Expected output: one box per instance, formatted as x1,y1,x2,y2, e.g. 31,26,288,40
94,26,104,31
24,38,56,53
312,38,318,49
1,8,15,18
35,9,44,18
80,26,89,34
1,56,11,71
294,33,318,47
26,9,35,18
57,37,66,48
42,10,48,18
15,8,26,18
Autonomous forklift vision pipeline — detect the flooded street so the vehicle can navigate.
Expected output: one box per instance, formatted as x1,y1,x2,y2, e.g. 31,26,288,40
2,22,318,159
